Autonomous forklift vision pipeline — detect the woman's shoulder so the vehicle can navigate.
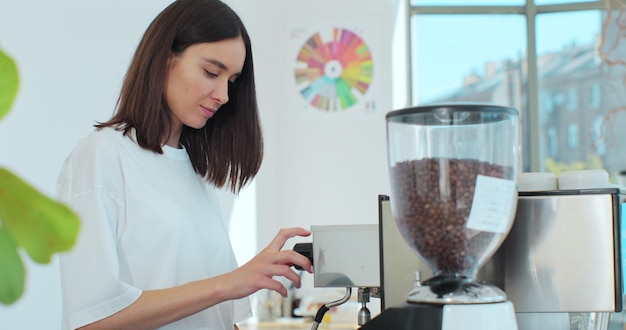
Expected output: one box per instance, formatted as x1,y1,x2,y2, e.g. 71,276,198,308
58,127,135,196
71,127,137,161
86,126,133,144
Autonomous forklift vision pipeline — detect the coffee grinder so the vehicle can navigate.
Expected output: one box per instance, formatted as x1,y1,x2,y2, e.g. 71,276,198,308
362,103,520,330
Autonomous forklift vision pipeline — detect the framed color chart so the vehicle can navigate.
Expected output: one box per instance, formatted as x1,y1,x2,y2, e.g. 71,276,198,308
288,18,382,115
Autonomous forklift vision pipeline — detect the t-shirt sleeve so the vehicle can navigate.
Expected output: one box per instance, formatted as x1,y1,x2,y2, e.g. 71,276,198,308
233,296,253,324
57,139,142,330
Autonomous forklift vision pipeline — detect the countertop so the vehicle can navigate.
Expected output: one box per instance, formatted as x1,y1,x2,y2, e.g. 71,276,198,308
238,319,358,330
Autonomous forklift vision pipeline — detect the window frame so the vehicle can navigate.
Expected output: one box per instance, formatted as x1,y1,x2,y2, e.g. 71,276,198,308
405,0,607,171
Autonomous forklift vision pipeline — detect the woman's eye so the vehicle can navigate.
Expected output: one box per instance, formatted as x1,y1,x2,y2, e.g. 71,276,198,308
204,70,218,78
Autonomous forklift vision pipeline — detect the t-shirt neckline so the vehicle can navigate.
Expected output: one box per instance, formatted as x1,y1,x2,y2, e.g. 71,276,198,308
127,127,189,162
162,144,189,161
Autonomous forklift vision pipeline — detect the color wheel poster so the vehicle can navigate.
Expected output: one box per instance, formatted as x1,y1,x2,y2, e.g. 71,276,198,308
288,19,380,115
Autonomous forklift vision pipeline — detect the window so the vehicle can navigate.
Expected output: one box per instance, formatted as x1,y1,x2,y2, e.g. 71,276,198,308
542,90,553,114
536,0,590,4
567,87,577,111
567,124,579,149
589,83,600,109
412,0,524,5
547,127,559,158
592,115,606,156
408,1,626,177
412,15,526,106
551,91,565,108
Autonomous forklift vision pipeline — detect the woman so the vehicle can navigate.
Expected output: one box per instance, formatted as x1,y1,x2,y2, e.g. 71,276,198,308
56,0,313,329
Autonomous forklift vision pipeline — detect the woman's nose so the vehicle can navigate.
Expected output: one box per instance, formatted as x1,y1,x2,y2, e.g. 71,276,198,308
211,79,230,105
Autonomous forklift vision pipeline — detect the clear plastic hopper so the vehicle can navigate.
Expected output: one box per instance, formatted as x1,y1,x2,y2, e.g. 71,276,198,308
386,103,520,304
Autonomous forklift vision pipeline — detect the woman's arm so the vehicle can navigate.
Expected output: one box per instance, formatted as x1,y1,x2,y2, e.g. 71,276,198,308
77,228,313,330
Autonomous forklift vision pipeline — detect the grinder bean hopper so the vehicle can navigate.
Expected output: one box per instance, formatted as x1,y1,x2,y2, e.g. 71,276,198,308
363,103,520,329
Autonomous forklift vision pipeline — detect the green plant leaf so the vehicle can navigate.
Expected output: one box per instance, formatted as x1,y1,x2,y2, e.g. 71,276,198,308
0,168,80,264
0,227,25,304
0,47,19,122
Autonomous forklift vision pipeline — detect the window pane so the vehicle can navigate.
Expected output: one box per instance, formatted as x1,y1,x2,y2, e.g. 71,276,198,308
411,15,531,169
413,15,526,104
535,0,599,5
412,0,523,5
536,9,626,177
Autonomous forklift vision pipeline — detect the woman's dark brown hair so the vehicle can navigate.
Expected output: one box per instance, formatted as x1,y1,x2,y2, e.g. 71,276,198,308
97,0,262,194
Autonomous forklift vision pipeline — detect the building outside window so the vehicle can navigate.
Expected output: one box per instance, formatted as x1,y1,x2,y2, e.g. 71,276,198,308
547,126,559,158
567,123,579,149
567,87,577,111
408,0,626,178
589,82,601,109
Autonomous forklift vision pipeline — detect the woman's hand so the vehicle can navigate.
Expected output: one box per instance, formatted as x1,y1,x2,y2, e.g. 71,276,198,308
75,229,313,330
223,227,313,299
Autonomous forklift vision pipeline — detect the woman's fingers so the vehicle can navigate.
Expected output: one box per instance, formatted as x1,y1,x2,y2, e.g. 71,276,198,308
261,264,302,296
231,228,313,298
281,249,312,273
258,273,288,297
280,267,303,289
265,227,311,252
253,254,307,286
264,228,313,271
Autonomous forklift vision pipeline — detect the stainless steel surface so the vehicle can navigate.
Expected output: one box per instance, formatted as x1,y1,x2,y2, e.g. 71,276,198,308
311,225,380,288
378,195,430,309
357,288,372,326
497,189,622,312
378,189,624,313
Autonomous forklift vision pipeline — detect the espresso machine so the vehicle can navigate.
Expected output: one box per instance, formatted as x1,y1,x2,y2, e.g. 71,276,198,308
294,103,624,329
294,103,520,329
376,183,625,330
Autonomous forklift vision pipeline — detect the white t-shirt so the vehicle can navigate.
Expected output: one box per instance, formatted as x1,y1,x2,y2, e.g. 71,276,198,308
57,127,251,330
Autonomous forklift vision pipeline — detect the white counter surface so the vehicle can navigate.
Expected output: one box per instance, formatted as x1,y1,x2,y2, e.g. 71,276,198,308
238,319,358,330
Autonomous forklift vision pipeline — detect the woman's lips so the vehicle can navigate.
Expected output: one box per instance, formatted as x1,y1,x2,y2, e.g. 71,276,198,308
201,105,216,118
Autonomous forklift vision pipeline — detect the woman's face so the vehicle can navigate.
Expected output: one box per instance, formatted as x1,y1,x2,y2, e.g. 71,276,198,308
164,37,246,133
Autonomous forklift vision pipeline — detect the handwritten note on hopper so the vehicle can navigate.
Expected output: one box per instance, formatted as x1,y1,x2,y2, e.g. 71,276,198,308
466,175,517,233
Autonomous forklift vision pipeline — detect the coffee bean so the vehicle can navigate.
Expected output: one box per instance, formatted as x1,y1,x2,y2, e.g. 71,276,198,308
390,157,513,278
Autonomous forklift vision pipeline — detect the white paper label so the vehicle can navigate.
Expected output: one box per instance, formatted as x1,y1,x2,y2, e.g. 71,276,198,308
466,175,517,233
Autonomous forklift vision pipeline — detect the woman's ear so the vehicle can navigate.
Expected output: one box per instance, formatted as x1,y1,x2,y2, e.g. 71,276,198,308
165,51,177,71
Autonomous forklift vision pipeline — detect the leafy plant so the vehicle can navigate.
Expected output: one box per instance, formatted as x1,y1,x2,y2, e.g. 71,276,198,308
544,155,604,176
0,47,80,304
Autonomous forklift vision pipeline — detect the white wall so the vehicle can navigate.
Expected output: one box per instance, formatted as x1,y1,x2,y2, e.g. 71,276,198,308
247,0,398,316
0,1,175,328
251,0,396,250
0,0,401,328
